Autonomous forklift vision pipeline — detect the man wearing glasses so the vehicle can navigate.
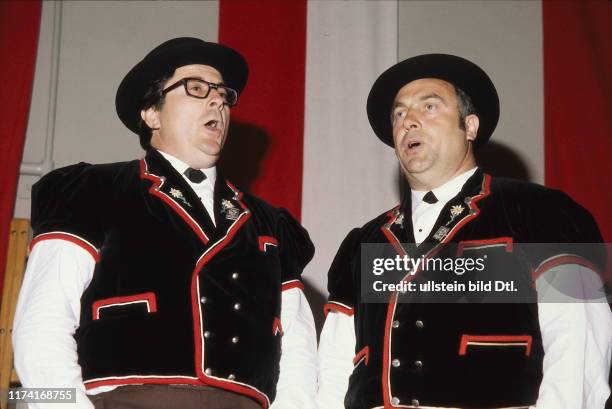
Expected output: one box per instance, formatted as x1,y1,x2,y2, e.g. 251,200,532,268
13,38,317,409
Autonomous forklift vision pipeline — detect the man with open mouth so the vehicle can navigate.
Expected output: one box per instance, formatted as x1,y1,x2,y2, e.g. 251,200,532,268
13,37,317,409
317,54,611,409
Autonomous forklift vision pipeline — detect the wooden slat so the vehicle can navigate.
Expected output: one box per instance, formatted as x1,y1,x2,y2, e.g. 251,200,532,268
0,219,29,409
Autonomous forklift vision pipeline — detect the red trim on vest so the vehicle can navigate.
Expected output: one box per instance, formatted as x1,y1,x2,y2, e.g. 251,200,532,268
198,374,269,409
532,254,601,280
140,159,209,245
273,317,283,336
258,235,278,252
281,279,304,292
381,174,493,407
353,346,370,366
84,376,200,390
323,302,354,317
456,236,513,256
92,292,157,320
30,232,100,262
186,187,270,408
381,207,408,257
459,334,533,357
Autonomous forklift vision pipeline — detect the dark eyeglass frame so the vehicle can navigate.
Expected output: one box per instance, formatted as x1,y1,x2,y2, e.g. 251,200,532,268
161,77,238,107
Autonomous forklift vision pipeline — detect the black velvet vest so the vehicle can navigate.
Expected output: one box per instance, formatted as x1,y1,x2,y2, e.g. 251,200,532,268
325,170,603,409
30,150,314,409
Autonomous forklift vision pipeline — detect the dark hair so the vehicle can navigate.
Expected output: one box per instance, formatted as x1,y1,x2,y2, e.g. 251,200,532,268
454,85,477,131
136,71,174,150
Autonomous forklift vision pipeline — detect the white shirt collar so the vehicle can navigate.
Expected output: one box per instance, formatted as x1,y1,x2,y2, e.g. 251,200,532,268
157,149,217,187
411,167,478,212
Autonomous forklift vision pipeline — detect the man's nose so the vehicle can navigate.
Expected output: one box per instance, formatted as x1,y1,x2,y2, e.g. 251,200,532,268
403,111,420,129
206,89,225,109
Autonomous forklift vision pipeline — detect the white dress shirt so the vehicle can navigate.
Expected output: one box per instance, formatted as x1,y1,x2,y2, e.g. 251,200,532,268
13,151,318,409
316,167,612,409
158,150,217,225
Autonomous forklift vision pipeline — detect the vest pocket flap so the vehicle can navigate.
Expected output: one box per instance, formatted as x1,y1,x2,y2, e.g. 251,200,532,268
92,292,157,320
352,346,369,367
459,334,532,356
456,237,513,256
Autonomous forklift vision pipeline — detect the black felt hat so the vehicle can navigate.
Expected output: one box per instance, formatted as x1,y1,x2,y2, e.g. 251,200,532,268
366,54,499,149
116,37,248,134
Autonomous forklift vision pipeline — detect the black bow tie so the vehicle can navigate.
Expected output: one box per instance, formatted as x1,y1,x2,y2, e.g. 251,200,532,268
422,191,438,204
184,168,206,184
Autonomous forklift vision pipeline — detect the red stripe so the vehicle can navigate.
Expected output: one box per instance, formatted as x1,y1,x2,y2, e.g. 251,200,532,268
459,334,532,357
92,292,157,320
353,346,370,366
85,376,201,390
281,280,304,292
140,160,209,245
219,0,307,221
456,236,513,256
272,317,283,336
30,233,100,262
258,236,279,252
532,254,601,281
543,1,611,285
323,302,354,317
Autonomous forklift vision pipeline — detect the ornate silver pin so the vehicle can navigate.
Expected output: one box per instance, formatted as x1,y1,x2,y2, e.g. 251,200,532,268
221,199,240,220
433,226,450,241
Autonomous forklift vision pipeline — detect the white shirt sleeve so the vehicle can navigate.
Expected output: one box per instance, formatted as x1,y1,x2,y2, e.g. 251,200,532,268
270,287,318,409
316,311,355,409
12,239,96,409
535,264,612,409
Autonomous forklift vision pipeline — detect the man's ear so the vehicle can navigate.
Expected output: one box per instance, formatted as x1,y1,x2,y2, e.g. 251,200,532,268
464,114,479,142
141,107,160,130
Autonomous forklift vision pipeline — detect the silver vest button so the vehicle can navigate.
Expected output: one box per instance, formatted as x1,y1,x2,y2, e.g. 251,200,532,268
392,320,400,329
200,296,208,304
233,303,241,311
415,320,424,328
204,368,212,375
411,398,420,407
414,360,423,369
203,331,211,339
228,374,236,380
231,336,240,344
391,359,400,368
232,272,239,280
391,397,400,405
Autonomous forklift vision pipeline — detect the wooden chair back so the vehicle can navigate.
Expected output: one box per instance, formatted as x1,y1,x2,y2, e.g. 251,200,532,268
0,219,29,409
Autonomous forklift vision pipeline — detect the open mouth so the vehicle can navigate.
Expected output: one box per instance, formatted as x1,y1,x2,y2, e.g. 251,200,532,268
407,141,422,150
205,119,221,131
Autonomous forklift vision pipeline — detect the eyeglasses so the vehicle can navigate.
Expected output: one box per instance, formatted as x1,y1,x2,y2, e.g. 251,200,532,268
161,77,238,107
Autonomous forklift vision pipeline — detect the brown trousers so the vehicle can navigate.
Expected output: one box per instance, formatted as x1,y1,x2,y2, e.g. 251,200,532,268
88,385,261,409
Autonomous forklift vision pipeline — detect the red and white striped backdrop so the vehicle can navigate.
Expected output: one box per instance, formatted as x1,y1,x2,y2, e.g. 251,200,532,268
2,1,608,304
218,0,611,299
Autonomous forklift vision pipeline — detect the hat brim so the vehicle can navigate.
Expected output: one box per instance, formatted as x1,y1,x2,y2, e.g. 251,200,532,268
116,37,248,135
366,54,499,149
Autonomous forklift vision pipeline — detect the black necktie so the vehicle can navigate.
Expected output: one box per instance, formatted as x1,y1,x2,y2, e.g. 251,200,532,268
422,191,438,204
184,168,206,184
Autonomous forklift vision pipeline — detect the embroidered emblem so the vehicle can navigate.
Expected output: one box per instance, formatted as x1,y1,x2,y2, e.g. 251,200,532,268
221,199,235,209
433,226,450,241
450,205,465,220
394,213,405,227
169,188,183,199
221,199,240,220
169,188,191,207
